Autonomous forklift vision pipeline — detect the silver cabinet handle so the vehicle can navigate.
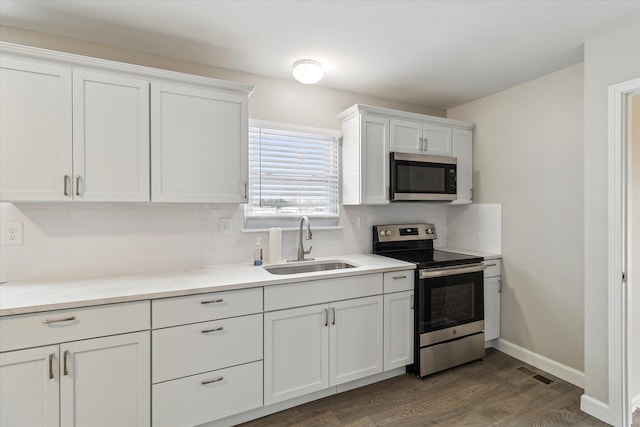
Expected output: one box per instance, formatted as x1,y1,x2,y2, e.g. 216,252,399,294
63,175,70,196
75,175,81,196
498,279,502,293
201,376,223,385
48,353,55,380
331,307,336,325
323,308,328,327
201,326,224,334
393,275,407,280
201,298,223,305
42,316,76,325
63,350,70,376
424,137,428,151
486,263,497,267
410,294,414,310
244,182,248,199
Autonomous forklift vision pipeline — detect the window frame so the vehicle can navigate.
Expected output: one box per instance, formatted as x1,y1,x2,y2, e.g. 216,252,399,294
244,120,341,229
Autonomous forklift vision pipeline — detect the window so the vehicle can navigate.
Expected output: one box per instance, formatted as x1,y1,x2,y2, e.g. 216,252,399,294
245,123,340,228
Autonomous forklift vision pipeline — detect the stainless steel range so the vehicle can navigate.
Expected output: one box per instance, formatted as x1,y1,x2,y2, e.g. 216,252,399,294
373,223,486,378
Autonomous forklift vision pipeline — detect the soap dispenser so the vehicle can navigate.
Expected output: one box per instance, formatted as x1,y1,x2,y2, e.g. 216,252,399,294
254,238,263,266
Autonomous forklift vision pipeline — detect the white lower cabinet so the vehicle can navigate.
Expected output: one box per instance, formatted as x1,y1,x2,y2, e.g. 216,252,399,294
0,331,150,427
152,361,263,427
151,288,264,426
483,259,502,342
264,295,384,405
383,290,414,371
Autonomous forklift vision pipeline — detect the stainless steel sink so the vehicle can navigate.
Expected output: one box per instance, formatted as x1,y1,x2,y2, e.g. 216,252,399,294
264,260,357,275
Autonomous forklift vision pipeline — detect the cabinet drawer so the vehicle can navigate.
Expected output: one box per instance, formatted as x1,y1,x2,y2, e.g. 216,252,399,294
484,259,502,278
152,287,262,328
383,270,414,293
152,360,263,427
264,274,383,311
0,301,150,352
152,313,262,383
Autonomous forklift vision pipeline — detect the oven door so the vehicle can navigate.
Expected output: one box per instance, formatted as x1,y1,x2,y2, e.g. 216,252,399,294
417,263,485,347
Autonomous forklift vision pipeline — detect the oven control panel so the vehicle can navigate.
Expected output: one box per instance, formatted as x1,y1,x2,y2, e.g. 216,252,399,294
374,223,437,242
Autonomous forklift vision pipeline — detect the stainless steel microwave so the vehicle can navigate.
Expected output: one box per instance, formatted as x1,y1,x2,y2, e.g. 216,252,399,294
389,152,457,201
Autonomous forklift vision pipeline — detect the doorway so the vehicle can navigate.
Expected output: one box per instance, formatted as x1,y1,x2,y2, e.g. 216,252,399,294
608,79,640,427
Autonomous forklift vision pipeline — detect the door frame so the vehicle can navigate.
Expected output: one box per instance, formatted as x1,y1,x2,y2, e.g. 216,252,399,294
608,77,640,427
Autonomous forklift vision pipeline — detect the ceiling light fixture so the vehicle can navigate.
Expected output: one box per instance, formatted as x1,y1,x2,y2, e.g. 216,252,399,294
292,59,324,84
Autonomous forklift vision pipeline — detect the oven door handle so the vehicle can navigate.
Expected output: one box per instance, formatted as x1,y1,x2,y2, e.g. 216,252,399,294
419,263,486,279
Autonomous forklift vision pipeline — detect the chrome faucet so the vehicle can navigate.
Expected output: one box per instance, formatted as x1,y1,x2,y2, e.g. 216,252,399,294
296,216,313,261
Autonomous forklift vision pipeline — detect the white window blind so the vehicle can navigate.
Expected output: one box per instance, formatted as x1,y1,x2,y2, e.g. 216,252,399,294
245,125,340,228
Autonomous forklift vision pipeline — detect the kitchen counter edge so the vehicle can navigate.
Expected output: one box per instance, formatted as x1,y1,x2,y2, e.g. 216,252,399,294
0,254,415,316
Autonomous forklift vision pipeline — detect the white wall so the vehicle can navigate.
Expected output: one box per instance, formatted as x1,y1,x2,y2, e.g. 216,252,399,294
447,64,585,373
0,26,450,282
583,22,640,406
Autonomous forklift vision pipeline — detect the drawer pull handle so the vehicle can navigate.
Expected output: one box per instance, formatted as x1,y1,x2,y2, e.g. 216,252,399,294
42,316,76,325
48,353,55,380
201,376,224,385
331,307,336,325
486,263,497,267
201,298,224,305
393,275,407,280
323,308,328,327
498,279,502,293
75,175,81,196
201,326,224,334
63,350,70,376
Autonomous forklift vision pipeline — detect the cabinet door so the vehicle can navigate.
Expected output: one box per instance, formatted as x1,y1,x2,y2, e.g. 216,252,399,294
0,58,72,201
60,331,150,427
264,304,329,405
151,83,248,203
73,70,150,201
329,296,383,385
451,129,473,204
383,291,414,371
0,345,60,427
361,114,390,204
389,118,422,153
422,123,452,156
484,277,501,341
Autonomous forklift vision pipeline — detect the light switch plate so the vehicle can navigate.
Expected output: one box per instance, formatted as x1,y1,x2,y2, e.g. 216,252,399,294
2,222,23,245
219,217,232,235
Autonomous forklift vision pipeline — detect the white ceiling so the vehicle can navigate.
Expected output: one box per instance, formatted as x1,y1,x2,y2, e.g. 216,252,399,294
1,0,639,109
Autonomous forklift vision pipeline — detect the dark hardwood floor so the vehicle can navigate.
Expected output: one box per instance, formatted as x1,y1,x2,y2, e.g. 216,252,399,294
240,349,611,426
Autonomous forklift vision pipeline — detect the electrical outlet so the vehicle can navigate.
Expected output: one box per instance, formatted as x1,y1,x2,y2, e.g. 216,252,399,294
357,216,367,229
219,217,232,235
2,222,23,245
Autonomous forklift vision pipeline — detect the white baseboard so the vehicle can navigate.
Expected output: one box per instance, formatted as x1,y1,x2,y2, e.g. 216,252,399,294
494,338,585,388
580,394,611,425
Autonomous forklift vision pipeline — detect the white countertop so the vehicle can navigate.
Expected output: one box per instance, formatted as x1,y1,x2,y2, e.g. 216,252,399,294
0,254,415,316
438,247,502,260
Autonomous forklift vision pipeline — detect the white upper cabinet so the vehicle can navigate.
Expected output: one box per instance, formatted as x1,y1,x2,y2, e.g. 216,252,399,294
390,119,452,156
73,70,150,201
150,83,248,203
338,104,474,206
340,109,390,205
0,42,253,203
451,129,473,204
0,58,73,202
389,118,422,154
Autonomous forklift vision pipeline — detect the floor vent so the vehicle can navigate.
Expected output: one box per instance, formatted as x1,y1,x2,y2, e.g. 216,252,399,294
516,367,554,385
533,374,553,385
517,366,537,376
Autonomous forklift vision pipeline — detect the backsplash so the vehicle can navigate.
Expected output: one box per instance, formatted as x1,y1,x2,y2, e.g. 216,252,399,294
0,202,454,282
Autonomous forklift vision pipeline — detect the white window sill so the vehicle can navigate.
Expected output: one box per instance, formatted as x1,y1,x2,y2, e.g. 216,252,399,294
241,226,343,233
